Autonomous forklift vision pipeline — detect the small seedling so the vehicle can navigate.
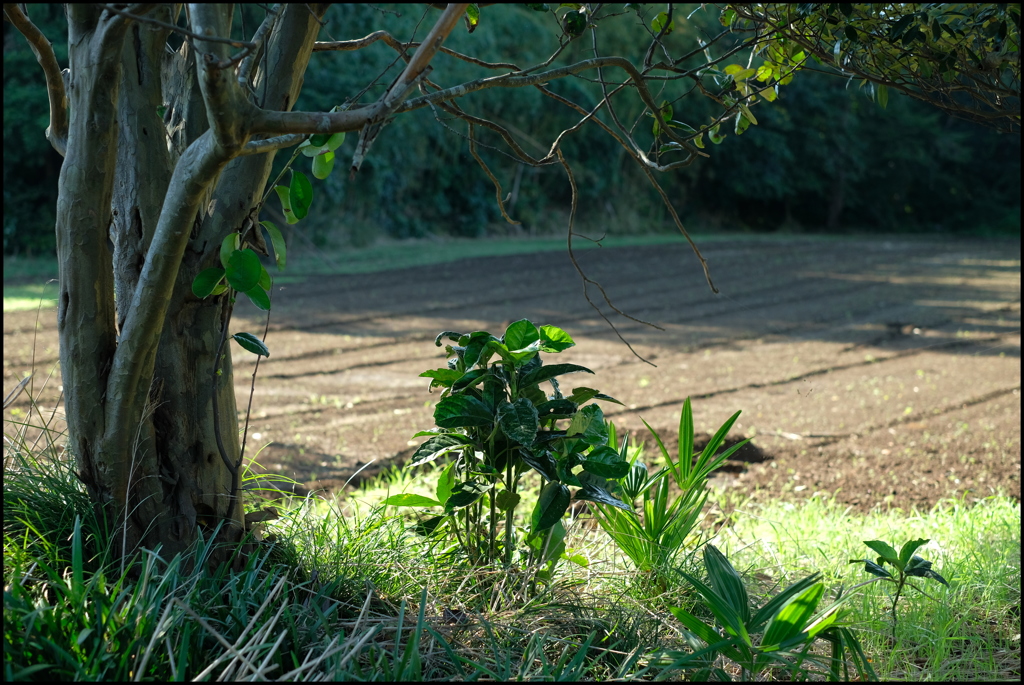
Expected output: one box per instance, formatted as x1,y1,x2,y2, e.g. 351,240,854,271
849,538,949,641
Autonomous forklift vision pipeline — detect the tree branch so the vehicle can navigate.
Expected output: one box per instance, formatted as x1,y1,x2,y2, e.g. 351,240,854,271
350,3,469,174
251,4,469,137
189,3,254,154
3,3,69,155
238,4,281,88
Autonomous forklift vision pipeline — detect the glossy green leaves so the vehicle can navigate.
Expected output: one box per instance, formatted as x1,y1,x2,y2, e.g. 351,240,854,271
532,481,570,532
496,398,539,445
433,394,493,428
652,11,674,35
191,234,272,311
231,332,269,357
299,131,345,179
400,318,626,567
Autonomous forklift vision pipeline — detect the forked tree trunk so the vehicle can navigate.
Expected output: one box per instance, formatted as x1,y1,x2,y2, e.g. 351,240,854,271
55,5,325,561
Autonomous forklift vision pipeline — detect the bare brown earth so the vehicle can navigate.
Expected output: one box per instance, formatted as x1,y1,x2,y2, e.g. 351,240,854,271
4,236,1020,513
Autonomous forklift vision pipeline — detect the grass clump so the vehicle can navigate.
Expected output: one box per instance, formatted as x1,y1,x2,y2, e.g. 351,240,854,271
5,376,1019,680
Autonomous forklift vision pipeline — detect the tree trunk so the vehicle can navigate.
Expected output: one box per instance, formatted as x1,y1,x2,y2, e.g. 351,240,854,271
57,5,325,561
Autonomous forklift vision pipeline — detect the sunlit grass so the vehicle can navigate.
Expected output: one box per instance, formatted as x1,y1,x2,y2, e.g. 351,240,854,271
710,490,1021,681
5,371,1019,680
3,282,59,311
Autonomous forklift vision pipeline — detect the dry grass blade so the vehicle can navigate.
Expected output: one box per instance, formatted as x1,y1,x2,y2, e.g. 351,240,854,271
3,374,32,410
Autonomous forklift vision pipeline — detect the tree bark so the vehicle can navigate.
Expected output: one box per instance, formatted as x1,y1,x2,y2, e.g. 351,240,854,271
57,5,129,536
54,4,328,561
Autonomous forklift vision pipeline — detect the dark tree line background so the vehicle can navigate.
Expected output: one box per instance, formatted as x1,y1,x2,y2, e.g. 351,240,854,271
4,4,1020,256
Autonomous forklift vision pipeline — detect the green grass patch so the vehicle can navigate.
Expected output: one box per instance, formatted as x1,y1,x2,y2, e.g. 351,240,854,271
710,491,1021,681
6,439,1019,680
3,282,59,312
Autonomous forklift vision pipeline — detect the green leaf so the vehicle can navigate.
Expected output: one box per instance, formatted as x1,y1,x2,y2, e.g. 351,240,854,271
565,553,588,568
225,249,262,292
243,284,271,311
452,368,490,392
231,332,269,357
652,11,674,35
495,489,520,512
535,399,577,420
863,540,899,565
220,233,239,269
435,461,457,505
898,538,929,567
539,324,575,352
521,363,594,387
724,64,757,81
522,451,559,481
708,123,726,144
877,83,889,109
260,221,286,270
676,569,751,647
755,64,774,82
734,110,751,135
312,150,335,180
907,566,949,586
410,434,469,467
497,398,539,445
669,606,728,651
750,572,822,630
434,394,493,428
412,515,446,537
760,86,778,102
257,265,271,292
652,99,673,136
562,9,587,37
419,368,463,387
309,134,331,148
289,171,313,220
326,131,346,151
720,9,736,26
851,558,893,579
275,186,298,224
503,319,540,352
566,387,601,404
383,493,441,508
762,582,824,648
581,445,630,479
465,3,480,30
192,268,225,298
567,404,606,445
444,480,487,513
462,331,498,368
739,103,758,125
704,545,751,624
532,481,570,532
575,482,631,510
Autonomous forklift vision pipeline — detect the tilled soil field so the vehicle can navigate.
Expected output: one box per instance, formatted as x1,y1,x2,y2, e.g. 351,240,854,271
4,236,1020,513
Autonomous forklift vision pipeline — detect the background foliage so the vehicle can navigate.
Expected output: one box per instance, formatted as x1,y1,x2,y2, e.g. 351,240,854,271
3,3,1019,255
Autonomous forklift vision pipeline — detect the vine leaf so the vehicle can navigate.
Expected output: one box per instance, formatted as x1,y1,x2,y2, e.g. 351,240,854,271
232,332,269,357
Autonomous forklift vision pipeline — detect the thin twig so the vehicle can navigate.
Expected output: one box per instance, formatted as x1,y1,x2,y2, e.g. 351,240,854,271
238,298,272,467
467,124,520,225
557,149,659,367
99,3,255,50
238,4,281,88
